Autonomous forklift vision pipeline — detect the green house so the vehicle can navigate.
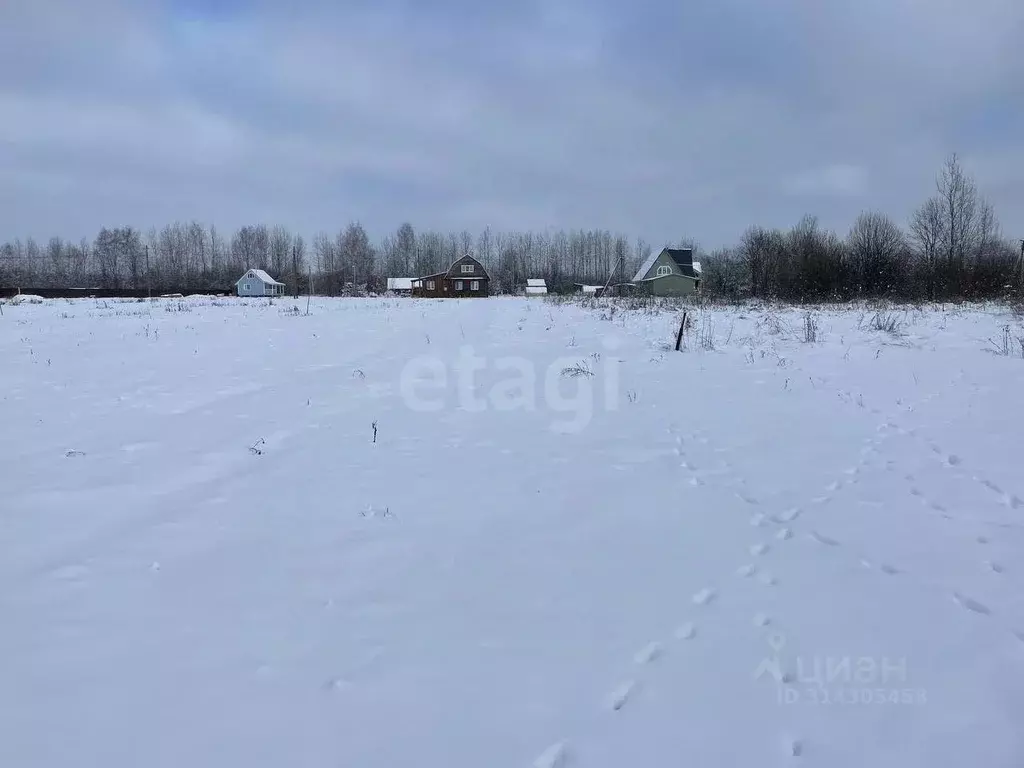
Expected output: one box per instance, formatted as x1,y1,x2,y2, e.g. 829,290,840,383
630,248,701,296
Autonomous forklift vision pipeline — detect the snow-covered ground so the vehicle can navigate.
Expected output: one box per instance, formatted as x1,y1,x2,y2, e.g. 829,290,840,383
2,295,1024,767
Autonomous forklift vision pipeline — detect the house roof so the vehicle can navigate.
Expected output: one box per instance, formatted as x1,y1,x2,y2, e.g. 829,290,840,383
237,269,284,286
413,272,446,283
692,261,702,274
387,277,413,290
416,254,490,282
631,248,695,281
526,278,546,287
665,248,694,271
445,254,488,278
631,251,661,282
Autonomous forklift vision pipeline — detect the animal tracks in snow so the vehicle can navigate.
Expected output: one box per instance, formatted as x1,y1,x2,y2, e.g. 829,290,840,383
692,588,717,606
952,592,992,616
674,622,696,640
808,531,840,547
633,642,663,665
640,418,1022,768
774,508,802,524
881,420,1024,515
860,558,901,576
606,680,639,711
533,742,569,768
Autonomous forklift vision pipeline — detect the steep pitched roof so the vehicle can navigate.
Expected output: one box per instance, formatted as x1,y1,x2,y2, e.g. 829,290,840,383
665,248,694,271
237,269,285,286
631,251,661,282
632,248,696,281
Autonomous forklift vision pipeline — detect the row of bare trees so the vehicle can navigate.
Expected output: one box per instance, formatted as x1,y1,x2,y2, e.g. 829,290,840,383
702,154,1021,301
2,154,1020,299
0,221,646,296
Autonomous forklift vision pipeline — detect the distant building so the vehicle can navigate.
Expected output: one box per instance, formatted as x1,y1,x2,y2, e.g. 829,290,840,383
525,278,548,296
412,255,490,298
630,248,701,296
386,277,414,295
236,269,286,297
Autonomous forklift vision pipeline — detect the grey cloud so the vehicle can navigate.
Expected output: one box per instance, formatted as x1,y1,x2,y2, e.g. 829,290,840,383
0,0,1021,248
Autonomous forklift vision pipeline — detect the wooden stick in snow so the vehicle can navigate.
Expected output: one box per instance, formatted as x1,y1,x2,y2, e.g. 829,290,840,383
675,311,688,351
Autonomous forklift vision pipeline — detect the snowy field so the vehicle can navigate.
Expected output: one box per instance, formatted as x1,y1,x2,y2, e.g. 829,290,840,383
3,294,1024,767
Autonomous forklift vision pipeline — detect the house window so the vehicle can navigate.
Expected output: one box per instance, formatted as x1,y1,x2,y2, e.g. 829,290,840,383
461,264,474,273
656,265,673,277
471,281,479,291
455,280,464,290
427,280,435,290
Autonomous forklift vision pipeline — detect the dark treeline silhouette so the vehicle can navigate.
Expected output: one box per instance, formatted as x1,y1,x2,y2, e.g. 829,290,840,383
2,154,1020,300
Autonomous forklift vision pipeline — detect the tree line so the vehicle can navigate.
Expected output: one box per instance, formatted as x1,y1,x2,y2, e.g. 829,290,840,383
1,154,1020,300
703,155,1022,302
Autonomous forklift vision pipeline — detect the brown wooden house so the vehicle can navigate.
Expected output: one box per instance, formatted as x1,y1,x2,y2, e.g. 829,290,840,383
412,254,490,297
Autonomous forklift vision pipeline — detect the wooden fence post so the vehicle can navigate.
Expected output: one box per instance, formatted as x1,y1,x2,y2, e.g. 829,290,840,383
675,311,688,351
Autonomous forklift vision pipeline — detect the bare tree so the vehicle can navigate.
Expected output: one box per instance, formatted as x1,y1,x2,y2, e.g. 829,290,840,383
909,196,943,299
269,225,291,278
395,222,416,275
232,225,269,271
94,228,121,288
46,237,65,286
291,235,306,298
847,211,907,296
935,154,972,294
739,226,781,298
339,222,374,293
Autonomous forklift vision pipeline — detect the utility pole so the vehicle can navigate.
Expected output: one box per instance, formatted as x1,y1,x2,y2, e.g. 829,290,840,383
146,245,151,300
1018,239,1023,290
306,265,313,315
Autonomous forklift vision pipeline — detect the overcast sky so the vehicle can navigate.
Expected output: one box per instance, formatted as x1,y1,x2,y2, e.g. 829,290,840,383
1,0,1021,249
